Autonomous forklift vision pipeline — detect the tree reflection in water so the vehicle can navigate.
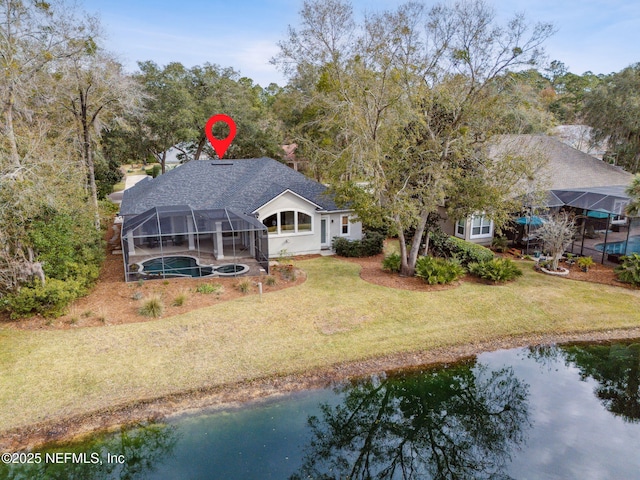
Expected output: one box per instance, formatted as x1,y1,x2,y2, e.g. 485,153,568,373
291,360,530,480
0,421,178,480
534,342,640,423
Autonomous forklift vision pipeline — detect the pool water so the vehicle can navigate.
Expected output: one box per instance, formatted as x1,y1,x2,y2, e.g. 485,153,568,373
140,256,213,277
595,235,640,255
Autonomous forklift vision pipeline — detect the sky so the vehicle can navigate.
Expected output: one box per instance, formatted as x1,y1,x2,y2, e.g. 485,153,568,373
81,0,640,87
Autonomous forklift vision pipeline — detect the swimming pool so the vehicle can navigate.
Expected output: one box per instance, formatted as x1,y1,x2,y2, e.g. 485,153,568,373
138,256,214,277
595,235,640,255
135,256,250,278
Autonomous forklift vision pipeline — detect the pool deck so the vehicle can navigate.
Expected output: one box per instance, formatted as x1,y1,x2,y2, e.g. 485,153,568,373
125,241,266,282
519,225,640,266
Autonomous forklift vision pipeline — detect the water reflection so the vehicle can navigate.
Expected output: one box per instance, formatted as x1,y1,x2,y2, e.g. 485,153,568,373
532,342,640,423
0,422,178,480
7,341,640,479
291,360,530,480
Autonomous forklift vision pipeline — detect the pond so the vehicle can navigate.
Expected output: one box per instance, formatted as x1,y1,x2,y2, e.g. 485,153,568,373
3,341,640,479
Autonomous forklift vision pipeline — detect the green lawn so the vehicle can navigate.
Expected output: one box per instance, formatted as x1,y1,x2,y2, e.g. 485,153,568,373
1,257,640,433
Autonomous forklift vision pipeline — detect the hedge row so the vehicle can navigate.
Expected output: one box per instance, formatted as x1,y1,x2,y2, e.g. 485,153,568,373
333,232,385,258
430,234,494,266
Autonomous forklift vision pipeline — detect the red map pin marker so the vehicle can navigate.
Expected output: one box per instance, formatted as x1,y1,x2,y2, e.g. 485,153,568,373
205,114,236,159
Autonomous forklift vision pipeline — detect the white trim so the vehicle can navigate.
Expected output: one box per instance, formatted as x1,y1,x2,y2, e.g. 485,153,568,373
455,219,465,238
469,214,493,239
320,216,330,248
340,214,350,236
262,209,315,236
252,189,322,213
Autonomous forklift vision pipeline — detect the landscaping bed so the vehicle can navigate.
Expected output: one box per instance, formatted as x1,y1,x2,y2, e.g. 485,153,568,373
1,252,306,330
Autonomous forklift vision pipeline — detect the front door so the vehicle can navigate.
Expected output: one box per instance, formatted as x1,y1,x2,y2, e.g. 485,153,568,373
320,216,330,249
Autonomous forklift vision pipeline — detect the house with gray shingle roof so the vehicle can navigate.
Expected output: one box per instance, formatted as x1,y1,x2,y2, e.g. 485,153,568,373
119,158,362,273
442,134,634,246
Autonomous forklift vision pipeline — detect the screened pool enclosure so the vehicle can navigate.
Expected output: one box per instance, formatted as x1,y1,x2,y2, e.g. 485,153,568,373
120,206,269,282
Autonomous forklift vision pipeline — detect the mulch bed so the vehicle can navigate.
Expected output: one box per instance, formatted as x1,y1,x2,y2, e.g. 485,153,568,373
3,244,640,450
1,252,306,330
3,244,637,331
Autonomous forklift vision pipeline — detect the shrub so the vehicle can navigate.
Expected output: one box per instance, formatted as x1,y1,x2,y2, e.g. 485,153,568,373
1,278,84,319
275,264,297,281
577,256,594,271
333,232,384,258
360,232,385,256
382,252,402,273
468,258,523,283
415,256,465,285
615,253,640,286
172,292,187,306
435,236,494,267
491,236,509,253
236,280,252,294
196,283,224,294
138,296,163,318
264,275,277,286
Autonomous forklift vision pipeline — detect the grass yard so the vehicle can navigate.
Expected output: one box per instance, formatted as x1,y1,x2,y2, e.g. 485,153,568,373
1,256,640,435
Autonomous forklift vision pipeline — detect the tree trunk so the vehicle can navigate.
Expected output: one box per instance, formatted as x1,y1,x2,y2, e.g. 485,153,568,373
161,150,167,174
398,228,411,277
407,211,430,272
194,136,206,160
81,100,101,231
4,86,21,168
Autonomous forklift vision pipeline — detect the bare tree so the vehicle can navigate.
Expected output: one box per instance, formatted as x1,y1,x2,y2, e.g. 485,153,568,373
56,50,142,229
274,0,555,276
535,213,575,271
0,0,97,171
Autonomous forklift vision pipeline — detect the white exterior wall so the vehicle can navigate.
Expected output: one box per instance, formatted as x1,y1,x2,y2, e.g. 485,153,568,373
256,192,363,257
256,192,322,256
438,207,494,246
326,212,363,244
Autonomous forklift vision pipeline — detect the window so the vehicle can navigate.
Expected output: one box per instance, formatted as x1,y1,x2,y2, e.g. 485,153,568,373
262,211,313,235
341,215,350,235
281,210,295,232
297,212,312,231
612,200,628,225
264,213,278,233
456,219,465,237
470,215,492,238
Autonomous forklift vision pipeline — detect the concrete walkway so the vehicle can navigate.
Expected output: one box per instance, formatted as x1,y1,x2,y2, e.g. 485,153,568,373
108,175,149,205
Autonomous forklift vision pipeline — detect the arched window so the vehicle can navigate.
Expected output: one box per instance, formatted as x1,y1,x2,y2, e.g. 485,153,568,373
262,211,313,235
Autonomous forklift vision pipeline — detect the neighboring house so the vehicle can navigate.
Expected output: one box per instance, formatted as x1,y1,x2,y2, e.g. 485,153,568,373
119,157,362,264
440,134,634,245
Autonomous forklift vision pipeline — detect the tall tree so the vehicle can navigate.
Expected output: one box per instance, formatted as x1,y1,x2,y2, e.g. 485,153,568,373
275,0,554,275
135,61,196,173
0,0,95,170
583,64,640,173
57,50,141,229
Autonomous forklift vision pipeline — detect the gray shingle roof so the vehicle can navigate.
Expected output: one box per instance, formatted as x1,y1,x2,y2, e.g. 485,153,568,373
489,134,633,190
120,157,339,216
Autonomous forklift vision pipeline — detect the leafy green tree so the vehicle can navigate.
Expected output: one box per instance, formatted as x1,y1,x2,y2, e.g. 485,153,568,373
0,1,122,314
625,174,640,217
275,0,554,275
583,64,640,172
135,61,196,173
